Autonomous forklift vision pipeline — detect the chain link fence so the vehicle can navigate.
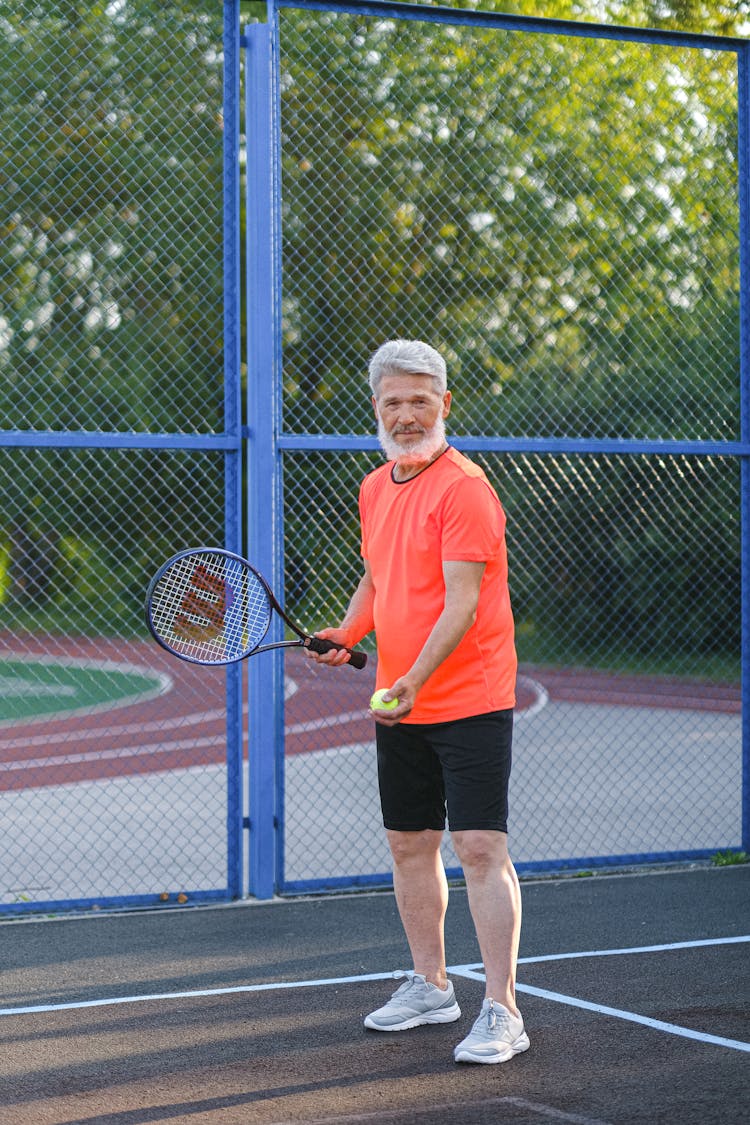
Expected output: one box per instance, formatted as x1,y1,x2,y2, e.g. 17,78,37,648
276,2,743,888
0,0,744,911
0,1,235,912
278,7,738,444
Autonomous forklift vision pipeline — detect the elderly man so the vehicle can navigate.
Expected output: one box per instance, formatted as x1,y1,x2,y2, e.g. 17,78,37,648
307,339,528,1065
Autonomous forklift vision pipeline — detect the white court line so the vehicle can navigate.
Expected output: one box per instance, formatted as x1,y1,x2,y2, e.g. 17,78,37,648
0,736,223,771
0,712,371,770
518,934,750,964
2,934,749,1056
514,983,750,1054
450,934,750,1054
0,970,396,1017
0,712,369,769
0,709,226,751
0,673,545,755
453,966,750,1053
515,673,549,721
0,702,532,769
270,1096,609,1125
285,710,371,736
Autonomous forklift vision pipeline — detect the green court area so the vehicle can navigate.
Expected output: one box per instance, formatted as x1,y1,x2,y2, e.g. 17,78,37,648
0,657,168,723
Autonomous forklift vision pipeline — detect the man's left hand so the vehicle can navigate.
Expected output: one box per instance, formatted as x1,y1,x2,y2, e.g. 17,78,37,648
368,677,417,725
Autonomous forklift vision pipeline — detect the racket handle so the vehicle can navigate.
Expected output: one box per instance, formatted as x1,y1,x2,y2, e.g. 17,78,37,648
307,637,368,670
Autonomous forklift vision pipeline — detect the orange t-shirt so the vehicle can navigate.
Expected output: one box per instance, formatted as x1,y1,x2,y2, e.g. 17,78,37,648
359,446,517,723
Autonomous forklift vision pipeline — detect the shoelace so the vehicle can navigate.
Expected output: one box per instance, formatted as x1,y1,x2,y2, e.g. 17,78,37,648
483,999,508,1034
393,970,425,997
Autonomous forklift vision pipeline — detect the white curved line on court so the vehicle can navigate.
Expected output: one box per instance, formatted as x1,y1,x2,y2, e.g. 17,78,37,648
0,671,545,769
0,736,224,771
515,673,549,722
0,653,172,677
0,711,374,769
0,709,227,750
0,654,174,730
0,678,294,750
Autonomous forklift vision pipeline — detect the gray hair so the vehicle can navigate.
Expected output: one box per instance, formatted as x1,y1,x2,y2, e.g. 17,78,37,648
368,339,448,398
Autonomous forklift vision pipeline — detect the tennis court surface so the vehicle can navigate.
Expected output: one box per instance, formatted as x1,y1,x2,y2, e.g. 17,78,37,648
1,865,748,1125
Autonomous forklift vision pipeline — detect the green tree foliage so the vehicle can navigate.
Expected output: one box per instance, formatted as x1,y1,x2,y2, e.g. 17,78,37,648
0,0,224,435
607,0,750,35
0,0,743,663
0,0,225,626
275,0,741,664
279,6,738,439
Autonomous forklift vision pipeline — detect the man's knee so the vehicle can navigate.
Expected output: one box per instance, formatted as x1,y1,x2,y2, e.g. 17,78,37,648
387,828,443,866
451,829,508,872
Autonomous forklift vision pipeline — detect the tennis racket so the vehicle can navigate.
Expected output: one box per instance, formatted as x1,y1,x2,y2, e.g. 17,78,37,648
145,547,367,669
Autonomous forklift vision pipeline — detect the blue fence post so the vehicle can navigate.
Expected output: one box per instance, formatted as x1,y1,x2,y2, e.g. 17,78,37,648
262,0,747,887
244,10,283,899
223,0,244,900
738,42,750,855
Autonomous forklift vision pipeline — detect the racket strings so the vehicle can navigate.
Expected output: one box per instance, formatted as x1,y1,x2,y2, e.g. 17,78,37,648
151,552,271,663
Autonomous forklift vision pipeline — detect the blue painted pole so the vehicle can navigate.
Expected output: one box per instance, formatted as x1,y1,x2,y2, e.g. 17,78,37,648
244,12,282,899
277,0,744,53
737,43,750,855
223,0,244,901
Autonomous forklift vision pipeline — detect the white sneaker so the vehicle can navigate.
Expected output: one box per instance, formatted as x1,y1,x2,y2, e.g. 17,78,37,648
364,971,461,1031
454,998,530,1064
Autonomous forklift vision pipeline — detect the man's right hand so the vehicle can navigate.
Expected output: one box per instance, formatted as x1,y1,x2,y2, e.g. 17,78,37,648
304,627,354,666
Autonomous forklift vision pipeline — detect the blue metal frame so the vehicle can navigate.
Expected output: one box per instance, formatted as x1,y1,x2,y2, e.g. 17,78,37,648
7,0,739,913
0,2,245,918
0,432,240,449
258,0,750,895
278,434,750,458
738,43,750,857
277,0,745,52
223,0,245,902
282,848,737,897
244,16,284,899
2,1,742,915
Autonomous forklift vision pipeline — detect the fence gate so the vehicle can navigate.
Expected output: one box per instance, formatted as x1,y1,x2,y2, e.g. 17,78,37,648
0,1,243,915
247,0,749,896
1,0,747,915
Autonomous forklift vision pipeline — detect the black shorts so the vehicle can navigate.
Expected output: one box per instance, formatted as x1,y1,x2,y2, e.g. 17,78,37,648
375,709,513,833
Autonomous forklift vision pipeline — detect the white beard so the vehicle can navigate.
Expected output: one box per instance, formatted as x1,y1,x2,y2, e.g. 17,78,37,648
377,414,447,466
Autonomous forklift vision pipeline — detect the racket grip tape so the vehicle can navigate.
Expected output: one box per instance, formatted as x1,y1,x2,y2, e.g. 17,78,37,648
306,636,368,670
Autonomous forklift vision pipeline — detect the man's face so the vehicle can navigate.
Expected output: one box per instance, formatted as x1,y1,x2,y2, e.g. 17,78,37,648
373,372,452,465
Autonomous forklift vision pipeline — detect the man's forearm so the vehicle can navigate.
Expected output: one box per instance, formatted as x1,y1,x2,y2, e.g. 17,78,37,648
404,599,477,693
339,571,376,647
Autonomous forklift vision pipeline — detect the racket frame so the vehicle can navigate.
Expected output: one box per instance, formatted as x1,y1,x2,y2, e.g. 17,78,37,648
146,547,367,668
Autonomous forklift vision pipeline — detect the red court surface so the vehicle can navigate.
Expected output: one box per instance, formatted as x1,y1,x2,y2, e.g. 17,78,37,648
0,632,739,791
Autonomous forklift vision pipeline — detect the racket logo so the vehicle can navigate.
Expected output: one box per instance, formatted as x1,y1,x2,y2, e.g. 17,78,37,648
147,547,366,668
173,565,232,643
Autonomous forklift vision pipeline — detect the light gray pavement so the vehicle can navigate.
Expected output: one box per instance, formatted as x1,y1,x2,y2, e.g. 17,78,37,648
1,684,741,905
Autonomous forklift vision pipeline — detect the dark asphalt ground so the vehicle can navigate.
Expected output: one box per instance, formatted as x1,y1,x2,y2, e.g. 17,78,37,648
0,865,748,1125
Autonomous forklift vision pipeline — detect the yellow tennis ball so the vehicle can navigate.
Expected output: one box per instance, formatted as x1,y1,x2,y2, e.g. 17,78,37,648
370,688,399,712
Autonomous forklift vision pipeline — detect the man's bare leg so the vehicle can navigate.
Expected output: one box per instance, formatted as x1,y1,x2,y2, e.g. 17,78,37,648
451,829,521,1014
387,828,449,988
